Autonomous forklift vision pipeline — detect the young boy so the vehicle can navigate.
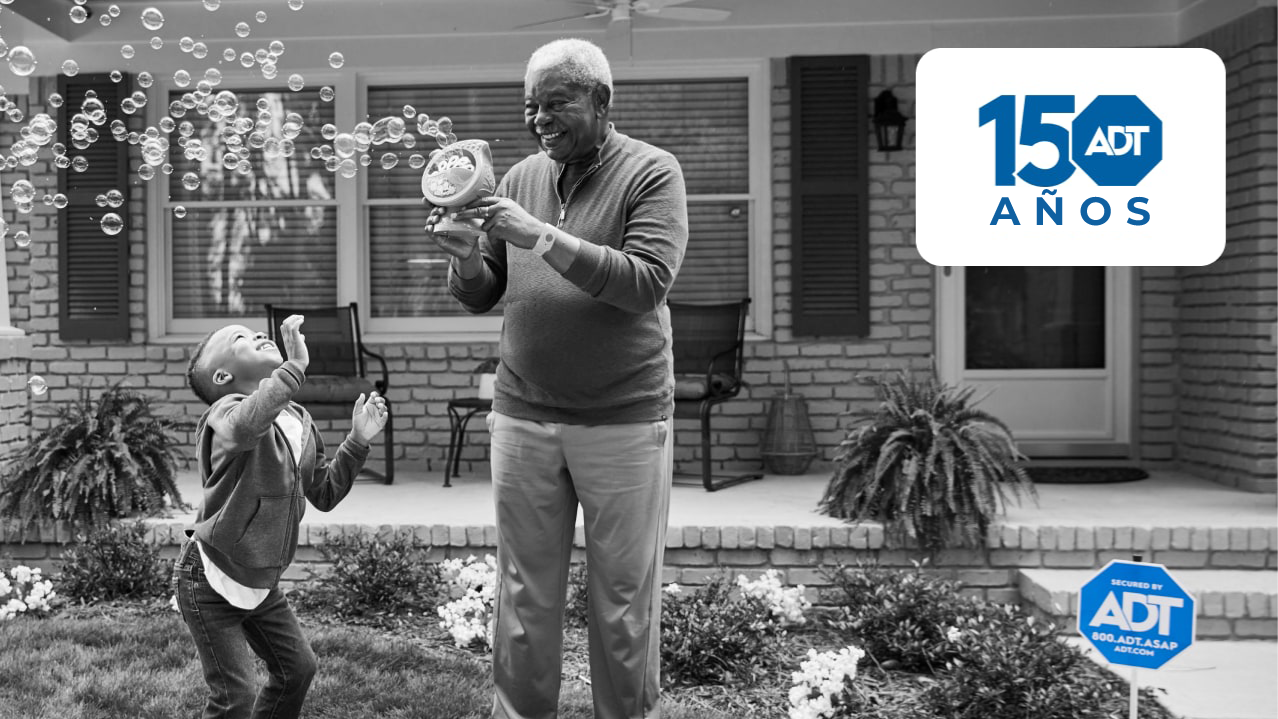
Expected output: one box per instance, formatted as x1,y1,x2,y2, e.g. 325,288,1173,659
176,314,387,719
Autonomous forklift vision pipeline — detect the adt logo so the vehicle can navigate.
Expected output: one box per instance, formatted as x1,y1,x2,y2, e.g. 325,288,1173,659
1077,560,1196,670
1072,96,1163,186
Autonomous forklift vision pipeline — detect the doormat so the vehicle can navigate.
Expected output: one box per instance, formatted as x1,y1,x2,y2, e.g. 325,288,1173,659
1027,466,1150,484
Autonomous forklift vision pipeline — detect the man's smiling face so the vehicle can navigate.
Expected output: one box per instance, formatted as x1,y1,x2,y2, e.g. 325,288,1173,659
524,65,607,165
203,324,283,388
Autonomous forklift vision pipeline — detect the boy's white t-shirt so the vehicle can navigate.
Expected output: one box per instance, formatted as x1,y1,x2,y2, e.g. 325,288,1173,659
198,409,306,610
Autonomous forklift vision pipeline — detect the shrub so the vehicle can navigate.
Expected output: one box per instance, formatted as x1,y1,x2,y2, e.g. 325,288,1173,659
660,578,784,687
565,562,589,627
0,564,57,619
825,562,982,673
57,520,170,602
786,646,867,719
819,371,1036,552
922,605,1174,719
304,532,440,618
0,382,190,532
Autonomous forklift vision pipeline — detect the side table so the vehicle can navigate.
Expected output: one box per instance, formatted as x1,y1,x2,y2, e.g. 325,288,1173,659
444,397,492,487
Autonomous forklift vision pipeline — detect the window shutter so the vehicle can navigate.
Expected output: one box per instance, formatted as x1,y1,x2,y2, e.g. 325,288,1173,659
57,73,131,341
788,56,869,336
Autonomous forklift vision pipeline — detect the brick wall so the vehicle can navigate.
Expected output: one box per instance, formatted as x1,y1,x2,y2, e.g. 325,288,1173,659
1174,8,1278,491
4,519,1273,639
0,335,31,459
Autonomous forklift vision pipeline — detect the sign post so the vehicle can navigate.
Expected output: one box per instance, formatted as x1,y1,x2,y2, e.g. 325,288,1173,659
1078,559,1196,718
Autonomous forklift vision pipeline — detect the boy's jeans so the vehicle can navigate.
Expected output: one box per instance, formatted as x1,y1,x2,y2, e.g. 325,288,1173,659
174,540,317,719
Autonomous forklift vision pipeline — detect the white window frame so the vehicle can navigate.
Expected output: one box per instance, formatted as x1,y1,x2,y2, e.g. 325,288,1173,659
148,61,772,343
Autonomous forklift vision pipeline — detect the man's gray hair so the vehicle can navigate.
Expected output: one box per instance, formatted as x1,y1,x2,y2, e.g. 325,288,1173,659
526,38,613,107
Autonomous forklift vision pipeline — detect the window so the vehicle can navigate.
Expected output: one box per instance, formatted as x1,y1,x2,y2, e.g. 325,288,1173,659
165,87,337,323
364,77,753,319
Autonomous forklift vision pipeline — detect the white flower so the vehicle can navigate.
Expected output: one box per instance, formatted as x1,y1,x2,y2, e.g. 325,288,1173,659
736,569,811,626
787,645,865,719
437,554,497,650
663,583,681,595
170,594,180,613
946,626,962,642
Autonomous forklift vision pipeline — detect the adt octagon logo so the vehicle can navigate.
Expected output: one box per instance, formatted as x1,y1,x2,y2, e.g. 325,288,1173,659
917,48,1226,266
1077,560,1196,670
1072,95,1163,186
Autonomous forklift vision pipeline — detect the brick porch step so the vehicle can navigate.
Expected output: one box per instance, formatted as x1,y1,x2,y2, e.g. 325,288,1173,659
1018,568,1277,640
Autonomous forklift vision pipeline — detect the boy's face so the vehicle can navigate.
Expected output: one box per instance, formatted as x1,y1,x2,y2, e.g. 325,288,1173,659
203,324,283,391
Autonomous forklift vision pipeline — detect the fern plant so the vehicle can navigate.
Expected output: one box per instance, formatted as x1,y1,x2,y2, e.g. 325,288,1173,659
819,371,1035,553
0,382,190,532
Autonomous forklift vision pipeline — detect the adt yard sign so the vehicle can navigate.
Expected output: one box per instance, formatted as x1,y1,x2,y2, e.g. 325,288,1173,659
1078,560,1196,670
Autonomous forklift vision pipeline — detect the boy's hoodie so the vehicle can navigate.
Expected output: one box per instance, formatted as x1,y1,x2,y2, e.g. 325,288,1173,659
189,359,369,588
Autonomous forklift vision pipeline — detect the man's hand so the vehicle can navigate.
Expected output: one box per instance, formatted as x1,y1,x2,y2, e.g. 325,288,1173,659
453,197,544,250
350,391,389,446
279,314,309,371
425,205,485,279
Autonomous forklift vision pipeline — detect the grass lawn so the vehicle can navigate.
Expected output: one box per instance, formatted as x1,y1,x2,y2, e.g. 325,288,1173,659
0,600,733,719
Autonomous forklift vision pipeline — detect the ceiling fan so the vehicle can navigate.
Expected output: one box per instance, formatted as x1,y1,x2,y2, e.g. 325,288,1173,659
516,0,732,55
518,0,732,29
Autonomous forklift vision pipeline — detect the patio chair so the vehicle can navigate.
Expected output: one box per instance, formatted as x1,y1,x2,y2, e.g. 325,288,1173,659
264,302,394,484
670,298,762,491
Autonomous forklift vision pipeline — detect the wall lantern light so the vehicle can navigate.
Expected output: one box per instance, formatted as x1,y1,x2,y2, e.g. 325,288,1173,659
873,89,908,152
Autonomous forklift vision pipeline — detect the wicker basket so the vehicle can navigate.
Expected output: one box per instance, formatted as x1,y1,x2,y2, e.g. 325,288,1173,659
761,360,817,475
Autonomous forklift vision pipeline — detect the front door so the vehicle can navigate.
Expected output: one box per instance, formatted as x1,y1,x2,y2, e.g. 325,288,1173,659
936,267,1133,458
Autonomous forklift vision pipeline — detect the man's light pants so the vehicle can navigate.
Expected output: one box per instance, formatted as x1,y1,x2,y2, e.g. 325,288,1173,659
487,411,672,719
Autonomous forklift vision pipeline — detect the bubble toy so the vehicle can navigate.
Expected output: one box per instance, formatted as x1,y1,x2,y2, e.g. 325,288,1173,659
421,138,496,240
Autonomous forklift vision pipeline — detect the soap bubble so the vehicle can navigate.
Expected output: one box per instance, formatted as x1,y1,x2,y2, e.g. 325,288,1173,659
70,6,89,23
288,0,304,10
27,376,48,397
319,86,334,102
321,124,337,140
235,22,250,37
339,158,358,178
408,153,426,169
8,46,37,76
138,164,155,180
44,92,62,108
193,42,209,59
269,40,285,55
359,154,371,167
9,179,35,204
380,153,398,170
100,213,124,235
204,68,222,85
106,189,124,207
95,194,108,207
120,44,135,59
328,52,344,69
174,206,187,219
403,105,417,119
110,70,123,83
72,156,89,172
151,36,164,50
53,194,68,209
256,11,267,22
109,4,122,17
174,70,191,87
138,71,154,88
182,172,201,191
287,74,304,91
333,133,356,158
179,36,195,53
14,231,30,248
100,13,113,26
261,63,278,80
141,7,164,30
225,48,238,62
202,0,220,10
240,52,255,68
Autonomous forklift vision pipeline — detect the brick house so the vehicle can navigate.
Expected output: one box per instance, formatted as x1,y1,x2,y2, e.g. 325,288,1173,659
1,0,1274,492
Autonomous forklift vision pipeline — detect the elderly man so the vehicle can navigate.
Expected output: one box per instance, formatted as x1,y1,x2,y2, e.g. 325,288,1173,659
426,38,688,719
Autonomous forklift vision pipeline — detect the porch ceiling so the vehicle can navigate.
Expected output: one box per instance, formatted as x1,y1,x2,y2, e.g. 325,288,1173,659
5,0,1240,52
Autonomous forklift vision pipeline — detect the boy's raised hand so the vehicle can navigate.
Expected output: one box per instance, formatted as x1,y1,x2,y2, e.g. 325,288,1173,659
351,391,389,446
280,314,309,371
